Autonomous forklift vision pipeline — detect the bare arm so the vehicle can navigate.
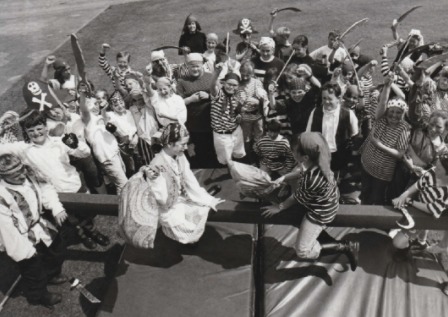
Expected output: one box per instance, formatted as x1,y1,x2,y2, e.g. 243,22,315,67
78,85,91,125
375,73,393,120
268,9,278,37
40,56,55,83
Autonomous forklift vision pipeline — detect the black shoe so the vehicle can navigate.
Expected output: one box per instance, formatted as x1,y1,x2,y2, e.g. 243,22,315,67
86,230,110,246
342,240,359,271
48,274,68,285
81,236,97,249
30,291,62,307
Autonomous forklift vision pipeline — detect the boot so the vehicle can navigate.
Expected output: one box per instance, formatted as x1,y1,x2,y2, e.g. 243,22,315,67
320,240,360,271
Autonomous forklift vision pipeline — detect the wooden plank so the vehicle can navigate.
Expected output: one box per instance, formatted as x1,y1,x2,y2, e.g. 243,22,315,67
58,193,448,230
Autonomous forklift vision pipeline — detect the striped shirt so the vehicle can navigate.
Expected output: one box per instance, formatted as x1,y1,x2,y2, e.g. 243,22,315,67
98,53,133,88
210,88,239,133
251,56,285,80
417,167,448,218
380,56,408,91
236,78,266,121
253,135,296,172
361,117,410,181
294,166,339,225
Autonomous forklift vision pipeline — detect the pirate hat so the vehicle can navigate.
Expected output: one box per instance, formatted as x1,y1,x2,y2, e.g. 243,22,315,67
233,18,258,35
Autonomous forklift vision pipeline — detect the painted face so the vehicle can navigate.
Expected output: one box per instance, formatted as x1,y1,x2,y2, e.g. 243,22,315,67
321,90,340,111
117,56,129,71
187,63,203,78
168,136,190,156
188,21,197,33
156,81,172,98
223,79,239,95
26,124,48,145
438,76,448,91
386,107,404,126
327,35,337,49
427,116,446,138
267,130,279,140
206,40,217,51
260,46,274,60
292,44,307,58
240,33,252,44
240,67,253,83
2,166,26,185
290,89,306,103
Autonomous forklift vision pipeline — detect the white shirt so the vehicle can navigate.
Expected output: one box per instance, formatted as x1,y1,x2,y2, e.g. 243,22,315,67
106,110,137,139
306,106,358,152
0,177,64,261
150,92,187,127
47,113,86,141
310,46,347,67
85,115,119,163
0,137,90,193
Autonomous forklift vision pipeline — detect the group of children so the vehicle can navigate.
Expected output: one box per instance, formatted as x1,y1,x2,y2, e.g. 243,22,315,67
1,10,448,307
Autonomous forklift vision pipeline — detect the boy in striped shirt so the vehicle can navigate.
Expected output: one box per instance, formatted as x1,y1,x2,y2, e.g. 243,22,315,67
210,64,245,165
254,120,296,176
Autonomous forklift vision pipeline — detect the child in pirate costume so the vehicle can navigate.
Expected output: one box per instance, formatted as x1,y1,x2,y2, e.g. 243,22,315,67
210,65,246,165
99,44,142,90
268,9,293,62
43,102,106,195
251,37,285,80
262,132,359,271
306,82,359,174
141,123,223,244
253,120,297,176
236,61,268,153
0,111,109,249
149,49,190,88
0,154,68,307
40,56,80,113
234,18,259,63
270,77,319,137
102,90,140,177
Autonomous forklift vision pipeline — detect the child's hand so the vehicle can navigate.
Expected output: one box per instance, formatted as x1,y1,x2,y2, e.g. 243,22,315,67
261,204,282,218
380,45,388,57
391,19,398,29
273,176,285,184
54,210,68,227
298,65,312,78
101,43,110,53
141,165,161,181
392,195,411,209
197,91,209,100
268,81,277,94
270,8,278,17
370,60,378,67
45,55,56,65
385,71,395,85
180,46,191,55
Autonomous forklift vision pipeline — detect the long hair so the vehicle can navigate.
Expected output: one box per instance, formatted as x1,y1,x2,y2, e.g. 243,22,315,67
182,14,202,34
292,132,334,184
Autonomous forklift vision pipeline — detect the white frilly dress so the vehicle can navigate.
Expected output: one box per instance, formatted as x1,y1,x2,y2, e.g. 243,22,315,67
149,150,221,244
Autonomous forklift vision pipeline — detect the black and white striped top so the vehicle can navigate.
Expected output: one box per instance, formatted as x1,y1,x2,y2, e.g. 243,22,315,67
253,135,297,172
210,88,239,133
294,166,339,225
417,167,448,218
361,117,410,181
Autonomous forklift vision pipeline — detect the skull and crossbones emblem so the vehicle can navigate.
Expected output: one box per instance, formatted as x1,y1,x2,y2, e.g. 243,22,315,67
27,82,52,111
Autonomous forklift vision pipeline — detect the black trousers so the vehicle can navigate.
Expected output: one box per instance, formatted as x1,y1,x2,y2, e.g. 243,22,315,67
17,234,66,303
